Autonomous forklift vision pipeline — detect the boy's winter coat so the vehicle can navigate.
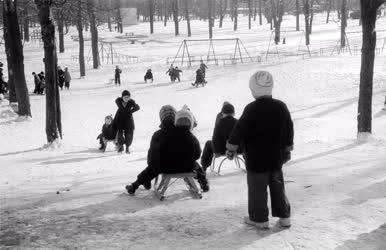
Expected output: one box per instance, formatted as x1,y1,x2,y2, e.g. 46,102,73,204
113,97,140,131
115,68,122,76
146,119,175,168
212,115,238,154
145,70,153,79
102,123,116,140
159,126,201,174
227,96,294,173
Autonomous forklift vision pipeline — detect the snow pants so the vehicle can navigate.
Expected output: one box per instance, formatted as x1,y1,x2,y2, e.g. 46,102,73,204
64,81,70,89
201,141,214,170
247,170,290,223
117,129,133,149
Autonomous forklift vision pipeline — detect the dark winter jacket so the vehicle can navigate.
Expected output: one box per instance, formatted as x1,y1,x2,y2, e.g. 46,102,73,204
195,69,205,83
200,63,208,72
113,97,140,131
212,115,238,155
144,71,153,79
146,119,175,168
159,126,201,174
102,123,116,140
227,96,294,173
115,68,122,76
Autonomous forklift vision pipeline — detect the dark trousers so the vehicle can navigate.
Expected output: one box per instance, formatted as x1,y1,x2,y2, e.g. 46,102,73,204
115,75,121,85
201,141,214,170
64,82,70,89
247,170,290,223
117,129,133,148
134,163,208,189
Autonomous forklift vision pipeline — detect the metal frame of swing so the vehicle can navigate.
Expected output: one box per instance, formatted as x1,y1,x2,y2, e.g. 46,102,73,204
210,155,246,175
169,38,254,67
265,29,310,60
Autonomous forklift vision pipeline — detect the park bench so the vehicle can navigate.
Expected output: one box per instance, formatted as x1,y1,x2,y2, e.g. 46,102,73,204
153,173,202,201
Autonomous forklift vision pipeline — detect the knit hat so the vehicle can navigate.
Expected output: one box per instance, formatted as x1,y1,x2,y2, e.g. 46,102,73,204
221,102,235,115
105,114,113,120
121,90,130,97
159,105,176,122
249,71,274,98
175,109,194,129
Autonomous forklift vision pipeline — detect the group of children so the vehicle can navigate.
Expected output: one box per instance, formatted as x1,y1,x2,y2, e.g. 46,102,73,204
57,67,72,90
113,60,208,86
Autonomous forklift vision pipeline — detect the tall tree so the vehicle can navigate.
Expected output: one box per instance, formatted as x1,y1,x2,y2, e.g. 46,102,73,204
209,0,213,38
248,0,252,29
183,0,191,36
340,0,347,47
35,0,62,143
172,0,179,35
87,0,99,69
76,0,85,77
357,0,386,136
149,0,154,34
295,0,300,31
303,0,311,45
326,0,332,23
3,0,31,117
233,0,238,31
271,0,284,45
219,0,226,28
258,0,263,25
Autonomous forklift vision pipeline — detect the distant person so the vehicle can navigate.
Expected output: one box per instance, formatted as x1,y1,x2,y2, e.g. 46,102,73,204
64,67,71,90
166,64,175,82
37,72,45,94
173,67,182,82
96,115,117,152
226,71,294,229
200,60,208,78
115,65,122,85
192,68,206,86
144,69,153,83
201,102,239,172
32,72,41,94
114,90,140,153
57,67,65,90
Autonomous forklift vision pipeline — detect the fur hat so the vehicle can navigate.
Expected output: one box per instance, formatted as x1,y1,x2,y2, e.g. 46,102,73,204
249,71,274,98
121,90,130,97
159,105,176,122
221,102,235,115
175,109,194,129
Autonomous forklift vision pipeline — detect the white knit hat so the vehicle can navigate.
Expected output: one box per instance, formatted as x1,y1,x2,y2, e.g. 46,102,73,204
249,71,274,98
175,109,194,130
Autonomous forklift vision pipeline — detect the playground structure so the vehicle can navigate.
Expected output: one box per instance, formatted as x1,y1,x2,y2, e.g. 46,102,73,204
71,40,139,65
168,38,254,67
265,29,313,59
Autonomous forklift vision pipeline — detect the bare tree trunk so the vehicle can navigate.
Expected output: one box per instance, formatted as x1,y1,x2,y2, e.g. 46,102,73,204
209,0,213,38
248,0,252,29
219,0,224,28
310,0,314,34
107,0,112,32
3,0,31,117
303,0,311,45
184,0,191,36
357,0,385,135
259,0,262,25
35,0,62,142
172,0,179,36
164,0,168,26
58,13,65,53
23,8,29,42
296,0,300,31
77,0,85,77
87,0,99,69
340,0,347,47
233,0,238,31
326,0,332,23
253,0,257,21
116,6,123,33
149,0,154,34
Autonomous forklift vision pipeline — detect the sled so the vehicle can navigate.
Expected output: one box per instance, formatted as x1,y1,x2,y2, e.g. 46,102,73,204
153,173,202,201
191,81,207,88
210,155,245,175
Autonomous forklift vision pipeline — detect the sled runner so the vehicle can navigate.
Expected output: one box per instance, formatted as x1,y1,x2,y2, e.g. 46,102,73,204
210,155,245,175
153,173,202,201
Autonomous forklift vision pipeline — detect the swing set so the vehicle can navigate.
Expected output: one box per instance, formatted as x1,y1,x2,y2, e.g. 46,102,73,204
169,38,254,67
265,29,310,59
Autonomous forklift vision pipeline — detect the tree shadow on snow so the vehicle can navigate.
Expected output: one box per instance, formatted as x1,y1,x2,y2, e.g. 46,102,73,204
336,223,386,250
38,154,113,165
373,109,386,119
0,147,43,157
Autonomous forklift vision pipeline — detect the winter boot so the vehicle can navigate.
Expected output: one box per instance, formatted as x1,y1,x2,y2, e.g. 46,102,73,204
117,145,124,153
126,182,139,195
125,147,130,154
99,141,106,152
244,217,269,229
278,217,291,228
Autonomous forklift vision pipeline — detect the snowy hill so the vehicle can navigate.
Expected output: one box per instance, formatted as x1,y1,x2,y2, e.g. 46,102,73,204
1,13,386,249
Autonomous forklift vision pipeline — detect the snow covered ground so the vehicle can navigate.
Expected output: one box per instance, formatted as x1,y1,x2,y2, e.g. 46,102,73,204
1,13,386,249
